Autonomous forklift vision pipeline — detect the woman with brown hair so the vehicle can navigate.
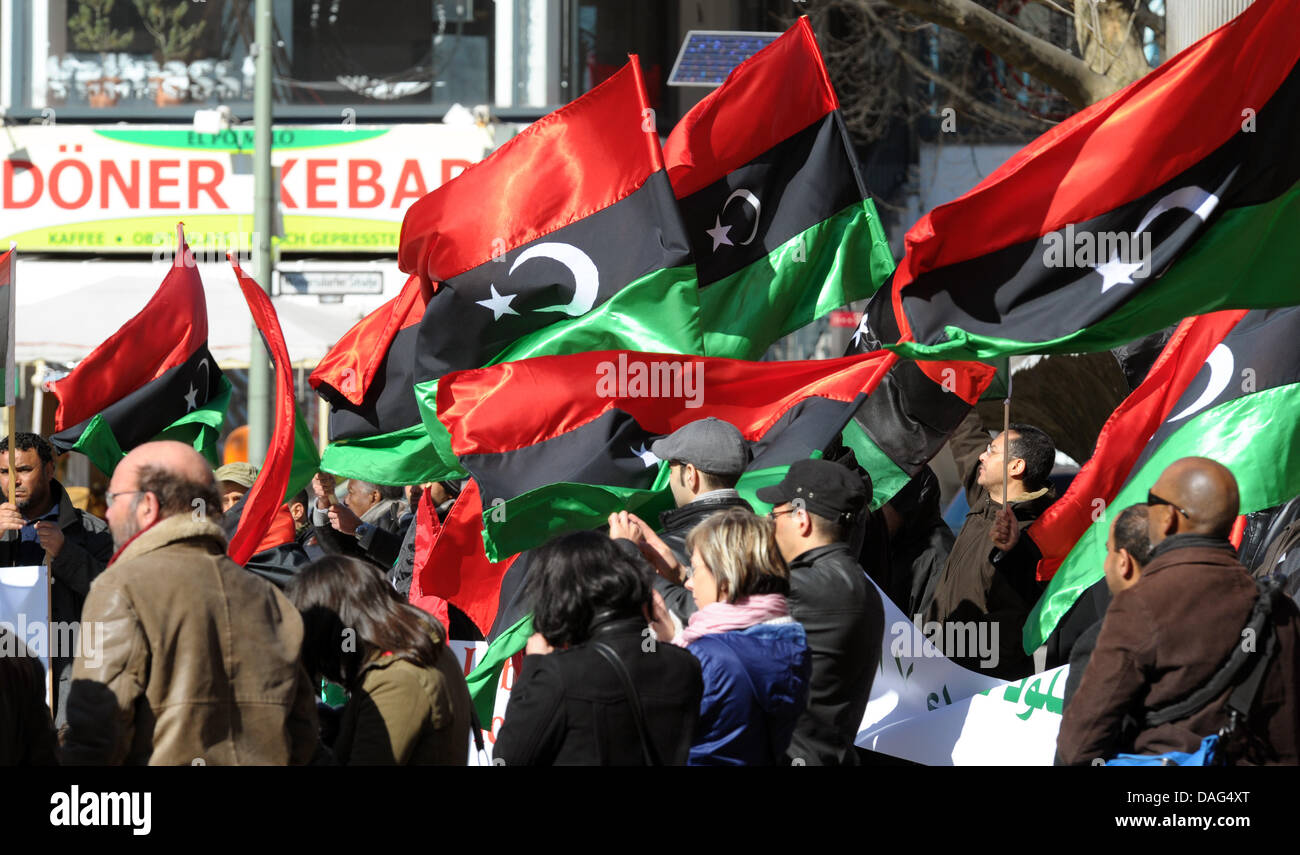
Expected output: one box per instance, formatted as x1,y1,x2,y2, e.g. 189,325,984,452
286,555,472,765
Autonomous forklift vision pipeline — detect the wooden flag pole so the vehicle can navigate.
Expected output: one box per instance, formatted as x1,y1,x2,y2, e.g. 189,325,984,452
1002,369,1012,508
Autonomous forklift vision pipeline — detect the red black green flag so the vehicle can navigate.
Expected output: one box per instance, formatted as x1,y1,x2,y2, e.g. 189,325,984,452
663,16,894,357
881,0,1300,361
48,225,230,474
436,349,897,561
1024,305,1300,652
400,58,704,482
308,273,445,484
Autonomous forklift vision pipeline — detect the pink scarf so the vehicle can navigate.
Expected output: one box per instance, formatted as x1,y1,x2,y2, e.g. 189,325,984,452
675,593,791,647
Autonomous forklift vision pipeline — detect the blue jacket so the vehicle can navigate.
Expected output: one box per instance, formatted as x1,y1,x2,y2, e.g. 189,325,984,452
686,620,811,766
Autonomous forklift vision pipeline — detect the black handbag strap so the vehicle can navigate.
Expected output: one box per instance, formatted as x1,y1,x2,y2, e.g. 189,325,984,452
1145,578,1282,728
591,641,662,766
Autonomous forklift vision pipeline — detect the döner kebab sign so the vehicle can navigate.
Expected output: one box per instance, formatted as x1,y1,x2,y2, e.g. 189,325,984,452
0,125,492,253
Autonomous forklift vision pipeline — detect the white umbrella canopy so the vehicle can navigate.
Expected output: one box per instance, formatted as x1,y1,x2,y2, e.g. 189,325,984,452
15,257,407,368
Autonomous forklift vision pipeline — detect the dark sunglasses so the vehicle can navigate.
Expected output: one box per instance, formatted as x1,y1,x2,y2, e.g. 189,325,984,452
1147,490,1191,518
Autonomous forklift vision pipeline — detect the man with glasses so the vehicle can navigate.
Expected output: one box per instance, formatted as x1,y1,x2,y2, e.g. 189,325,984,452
61,441,318,765
757,458,882,766
1057,457,1300,765
926,420,1057,680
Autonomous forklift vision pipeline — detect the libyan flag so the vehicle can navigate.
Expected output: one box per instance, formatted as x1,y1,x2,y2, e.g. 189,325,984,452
1023,306,1300,653
437,349,898,562
48,225,230,474
399,58,704,483
440,348,897,724
308,273,446,484
877,0,1300,362
663,15,894,358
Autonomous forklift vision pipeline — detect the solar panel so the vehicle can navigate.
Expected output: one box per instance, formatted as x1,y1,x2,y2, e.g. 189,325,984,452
667,30,781,87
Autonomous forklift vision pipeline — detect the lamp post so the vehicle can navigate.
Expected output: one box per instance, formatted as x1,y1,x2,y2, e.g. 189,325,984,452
247,0,274,465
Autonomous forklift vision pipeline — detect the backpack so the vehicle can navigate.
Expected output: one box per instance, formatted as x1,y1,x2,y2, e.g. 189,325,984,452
1106,577,1284,767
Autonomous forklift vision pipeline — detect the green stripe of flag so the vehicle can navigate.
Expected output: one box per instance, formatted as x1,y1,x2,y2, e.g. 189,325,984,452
700,199,894,358
74,376,233,475
467,613,534,727
1024,381,1300,652
839,417,912,512
481,464,675,563
285,412,321,503
320,424,467,485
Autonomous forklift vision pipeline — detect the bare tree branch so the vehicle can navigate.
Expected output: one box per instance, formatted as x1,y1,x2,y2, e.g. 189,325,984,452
878,0,1122,106
858,2,1056,134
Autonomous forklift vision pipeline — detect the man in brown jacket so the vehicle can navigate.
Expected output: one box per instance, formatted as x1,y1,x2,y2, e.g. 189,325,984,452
925,414,1056,679
1057,457,1300,765
61,441,319,765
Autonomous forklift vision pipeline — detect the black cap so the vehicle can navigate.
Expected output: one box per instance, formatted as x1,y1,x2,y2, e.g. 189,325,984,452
756,458,869,522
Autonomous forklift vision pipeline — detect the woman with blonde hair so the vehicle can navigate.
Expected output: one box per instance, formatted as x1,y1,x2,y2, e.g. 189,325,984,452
614,507,810,765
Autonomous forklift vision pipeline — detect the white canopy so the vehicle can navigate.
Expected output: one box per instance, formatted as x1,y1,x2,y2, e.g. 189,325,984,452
15,257,407,368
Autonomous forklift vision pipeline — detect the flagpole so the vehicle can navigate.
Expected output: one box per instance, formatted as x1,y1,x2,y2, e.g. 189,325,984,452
1002,368,1013,508
6,242,17,508
247,0,276,466
6,243,43,704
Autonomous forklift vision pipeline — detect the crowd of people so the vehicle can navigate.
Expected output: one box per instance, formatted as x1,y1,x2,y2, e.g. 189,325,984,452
0,409,1298,765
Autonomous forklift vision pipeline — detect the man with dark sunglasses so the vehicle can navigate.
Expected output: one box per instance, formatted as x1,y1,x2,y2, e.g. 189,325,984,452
1057,456,1300,765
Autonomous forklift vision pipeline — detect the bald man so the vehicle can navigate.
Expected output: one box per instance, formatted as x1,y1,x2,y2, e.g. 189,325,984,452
61,442,319,765
1057,457,1300,765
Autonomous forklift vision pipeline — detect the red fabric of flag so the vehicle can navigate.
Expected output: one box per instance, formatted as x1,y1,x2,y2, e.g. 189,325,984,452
226,257,298,566
1027,309,1248,579
438,349,897,456
664,17,838,199
309,273,431,407
398,58,663,286
411,480,516,637
50,224,207,431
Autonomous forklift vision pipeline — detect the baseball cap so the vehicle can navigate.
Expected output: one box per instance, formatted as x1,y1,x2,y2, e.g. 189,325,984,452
756,458,869,521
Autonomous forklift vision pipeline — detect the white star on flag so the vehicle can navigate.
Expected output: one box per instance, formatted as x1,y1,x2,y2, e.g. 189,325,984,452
850,312,872,350
1095,254,1147,293
477,284,520,320
184,384,199,412
631,443,660,468
705,217,734,253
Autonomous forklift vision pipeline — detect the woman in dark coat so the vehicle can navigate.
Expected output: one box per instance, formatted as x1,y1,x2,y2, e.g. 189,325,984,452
493,531,703,765
287,555,472,765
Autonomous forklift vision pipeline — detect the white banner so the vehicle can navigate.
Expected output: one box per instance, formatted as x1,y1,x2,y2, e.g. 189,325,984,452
0,564,52,708
859,666,1067,766
856,575,1065,765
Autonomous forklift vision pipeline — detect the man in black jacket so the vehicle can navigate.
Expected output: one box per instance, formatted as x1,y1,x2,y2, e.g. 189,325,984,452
757,458,883,766
647,417,752,622
0,433,112,729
